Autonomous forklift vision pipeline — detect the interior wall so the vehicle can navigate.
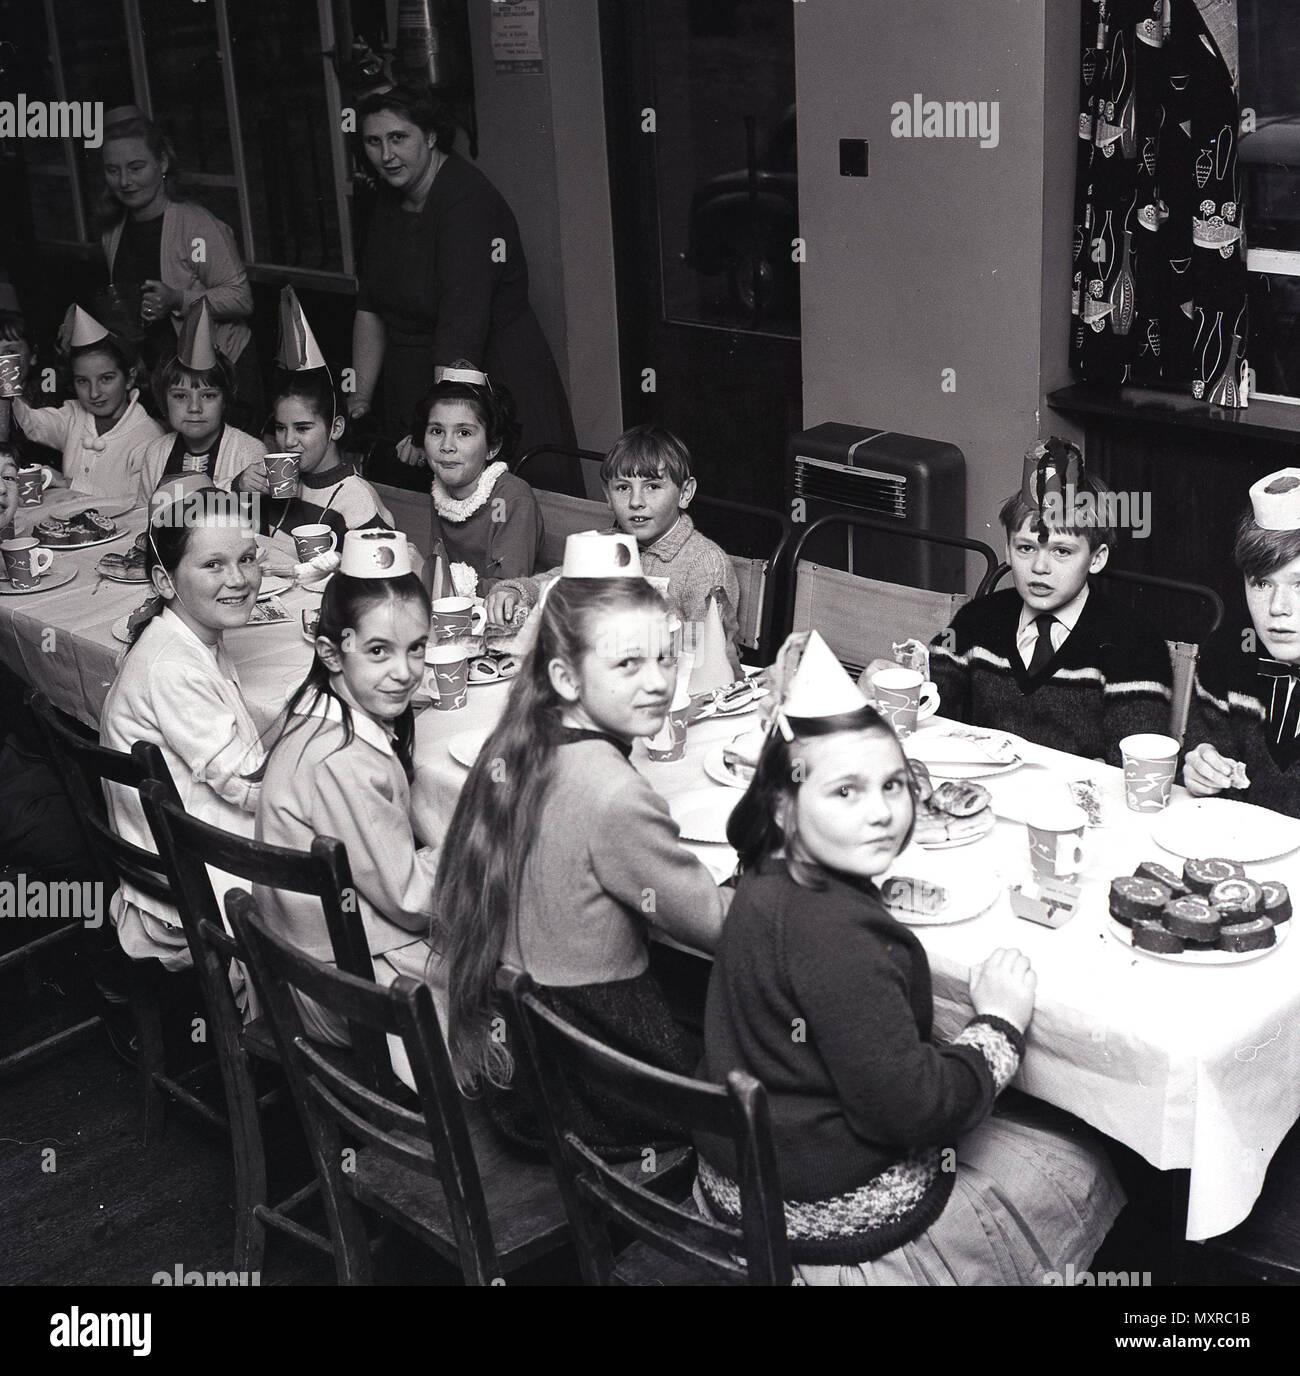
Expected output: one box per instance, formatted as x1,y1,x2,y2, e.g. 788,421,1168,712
793,0,1078,561
465,0,623,450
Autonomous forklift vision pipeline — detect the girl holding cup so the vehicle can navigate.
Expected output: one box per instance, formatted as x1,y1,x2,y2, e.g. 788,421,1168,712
253,530,438,1050
695,630,1124,1284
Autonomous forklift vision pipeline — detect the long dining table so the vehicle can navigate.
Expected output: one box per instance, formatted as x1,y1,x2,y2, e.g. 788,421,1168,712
6,491,1300,1244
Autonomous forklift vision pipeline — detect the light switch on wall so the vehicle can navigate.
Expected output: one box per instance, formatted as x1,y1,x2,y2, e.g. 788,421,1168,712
839,139,869,177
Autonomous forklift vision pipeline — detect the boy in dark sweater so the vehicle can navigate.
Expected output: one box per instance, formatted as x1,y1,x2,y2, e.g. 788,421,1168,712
926,444,1171,766
1184,468,1300,816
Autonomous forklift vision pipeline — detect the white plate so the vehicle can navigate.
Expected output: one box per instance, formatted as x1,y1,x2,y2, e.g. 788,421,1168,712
0,566,78,595
447,727,492,769
668,788,739,845
466,655,521,687
257,575,294,601
1151,798,1300,864
1106,915,1288,966
702,743,751,791
880,850,1001,925
905,725,1022,780
31,524,128,551
985,766,1077,824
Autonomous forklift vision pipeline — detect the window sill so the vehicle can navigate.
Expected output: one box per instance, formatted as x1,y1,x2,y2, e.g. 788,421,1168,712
1047,384,1300,446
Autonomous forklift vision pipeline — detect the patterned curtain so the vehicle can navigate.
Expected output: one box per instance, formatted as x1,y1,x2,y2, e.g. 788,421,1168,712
1070,0,1249,405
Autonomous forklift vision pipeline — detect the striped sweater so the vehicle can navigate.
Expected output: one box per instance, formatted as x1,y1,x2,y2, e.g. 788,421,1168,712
928,588,1172,767
1184,629,1300,817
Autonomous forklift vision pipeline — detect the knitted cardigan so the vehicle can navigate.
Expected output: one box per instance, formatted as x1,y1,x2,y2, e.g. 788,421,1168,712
696,860,1023,1265
1184,627,1300,817
928,587,1172,766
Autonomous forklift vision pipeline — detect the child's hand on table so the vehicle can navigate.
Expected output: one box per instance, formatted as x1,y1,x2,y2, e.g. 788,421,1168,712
969,947,1036,1033
1183,743,1249,797
484,585,524,629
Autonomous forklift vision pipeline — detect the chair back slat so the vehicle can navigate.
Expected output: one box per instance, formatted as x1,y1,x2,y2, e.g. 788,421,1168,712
371,481,433,556
140,786,393,1093
229,891,506,1284
27,693,178,906
530,490,613,569
512,444,605,499
497,967,792,1285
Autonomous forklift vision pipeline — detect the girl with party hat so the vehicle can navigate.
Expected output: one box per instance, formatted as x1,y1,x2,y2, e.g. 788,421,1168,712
695,630,1124,1284
253,529,437,1071
1185,468,1300,816
132,299,266,502
9,304,163,497
437,531,729,1154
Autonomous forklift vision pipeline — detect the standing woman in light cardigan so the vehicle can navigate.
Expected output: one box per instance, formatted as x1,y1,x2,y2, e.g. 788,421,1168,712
348,86,575,482
98,108,264,432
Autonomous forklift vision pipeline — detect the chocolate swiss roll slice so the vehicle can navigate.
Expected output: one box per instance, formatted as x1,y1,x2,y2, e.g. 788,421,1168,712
1133,860,1187,896
1218,918,1276,954
1131,919,1186,954
1109,876,1170,928
1182,857,1245,895
1262,881,1292,926
1164,895,1221,944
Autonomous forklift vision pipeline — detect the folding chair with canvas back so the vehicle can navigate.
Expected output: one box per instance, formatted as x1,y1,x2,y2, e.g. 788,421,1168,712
227,891,574,1286
496,967,792,1286
138,781,396,1272
371,480,433,558
529,490,615,570
978,564,1226,742
690,496,793,666
779,514,1000,679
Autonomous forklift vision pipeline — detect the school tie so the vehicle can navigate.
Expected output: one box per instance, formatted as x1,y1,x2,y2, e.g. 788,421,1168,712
1027,613,1057,677
1258,657,1300,770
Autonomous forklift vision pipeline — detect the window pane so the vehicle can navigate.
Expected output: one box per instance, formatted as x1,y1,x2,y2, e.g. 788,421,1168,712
138,0,233,178
228,0,345,273
1238,0,1300,254
1247,271,1300,400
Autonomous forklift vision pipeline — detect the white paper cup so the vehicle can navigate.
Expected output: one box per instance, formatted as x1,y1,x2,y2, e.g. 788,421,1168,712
870,666,940,737
1027,802,1089,881
1120,733,1180,813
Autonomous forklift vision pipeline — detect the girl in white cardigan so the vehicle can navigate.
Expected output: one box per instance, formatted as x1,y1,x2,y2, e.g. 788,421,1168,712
99,487,269,967
253,537,437,1050
12,334,163,497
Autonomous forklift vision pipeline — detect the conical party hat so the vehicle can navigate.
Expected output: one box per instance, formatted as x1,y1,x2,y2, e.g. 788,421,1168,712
176,298,218,371
428,541,455,601
780,630,871,723
63,304,111,350
277,285,327,372
688,595,734,696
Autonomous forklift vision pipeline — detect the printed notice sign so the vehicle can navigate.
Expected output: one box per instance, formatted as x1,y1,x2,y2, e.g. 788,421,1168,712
492,2,543,76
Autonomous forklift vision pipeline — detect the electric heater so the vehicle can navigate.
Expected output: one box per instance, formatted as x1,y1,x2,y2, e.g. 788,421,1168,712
787,423,967,592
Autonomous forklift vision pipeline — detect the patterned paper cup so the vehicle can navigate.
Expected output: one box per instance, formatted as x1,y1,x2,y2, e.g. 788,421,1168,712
1,536,54,588
425,643,469,711
1120,733,1179,813
16,465,53,506
263,452,301,498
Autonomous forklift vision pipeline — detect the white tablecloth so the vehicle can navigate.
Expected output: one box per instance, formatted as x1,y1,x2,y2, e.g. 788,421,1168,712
7,513,1298,1241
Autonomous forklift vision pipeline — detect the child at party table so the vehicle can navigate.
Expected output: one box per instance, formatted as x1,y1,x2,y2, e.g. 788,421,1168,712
132,300,264,502
10,306,163,497
253,529,437,1051
1183,467,1300,816
99,482,269,968
417,363,539,594
0,440,17,535
918,439,1171,766
697,630,1124,1283
486,424,742,674
438,531,730,1155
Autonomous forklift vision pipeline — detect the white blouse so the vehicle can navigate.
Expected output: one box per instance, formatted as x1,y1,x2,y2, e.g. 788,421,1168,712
14,392,164,498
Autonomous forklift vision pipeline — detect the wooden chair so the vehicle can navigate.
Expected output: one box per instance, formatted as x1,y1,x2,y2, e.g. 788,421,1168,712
779,514,1000,679
25,692,194,1138
496,966,792,1286
978,564,1226,741
227,890,574,1285
138,781,402,1271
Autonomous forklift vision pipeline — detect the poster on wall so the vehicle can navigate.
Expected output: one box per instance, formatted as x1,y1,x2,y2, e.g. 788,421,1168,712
491,1,544,75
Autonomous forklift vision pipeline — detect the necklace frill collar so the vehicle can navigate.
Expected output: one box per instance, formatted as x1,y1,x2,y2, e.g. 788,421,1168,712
432,460,507,523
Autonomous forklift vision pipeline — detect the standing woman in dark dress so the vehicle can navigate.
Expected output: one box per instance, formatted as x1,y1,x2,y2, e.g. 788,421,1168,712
348,87,575,481
98,108,263,433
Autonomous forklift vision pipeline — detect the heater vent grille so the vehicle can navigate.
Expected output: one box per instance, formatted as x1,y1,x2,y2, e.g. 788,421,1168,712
793,457,907,519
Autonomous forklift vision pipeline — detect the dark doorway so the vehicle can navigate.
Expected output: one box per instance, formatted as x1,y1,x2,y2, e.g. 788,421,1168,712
599,0,802,512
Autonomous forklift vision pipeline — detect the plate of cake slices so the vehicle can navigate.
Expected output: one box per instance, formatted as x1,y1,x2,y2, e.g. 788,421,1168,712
669,788,740,845
1150,798,1300,864
904,724,1022,780
96,532,149,582
1107,858,1292,965
690,677,769,721
880,850,1001,926
32,506,129,548
466,652,522,686
703,723,769,790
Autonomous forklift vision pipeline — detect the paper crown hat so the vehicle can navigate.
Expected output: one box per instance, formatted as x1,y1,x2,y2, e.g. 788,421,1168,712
779,630,872,725
1250,469,1300,530
434,364,491,388
339,528,413,579
277,285,327,372
560,530,643,578
1021,436,1084,512
62,304,111,351
176,298,219,372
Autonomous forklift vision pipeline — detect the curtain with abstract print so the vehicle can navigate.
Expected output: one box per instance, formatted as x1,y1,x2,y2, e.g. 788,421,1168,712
1070,0,1249,405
